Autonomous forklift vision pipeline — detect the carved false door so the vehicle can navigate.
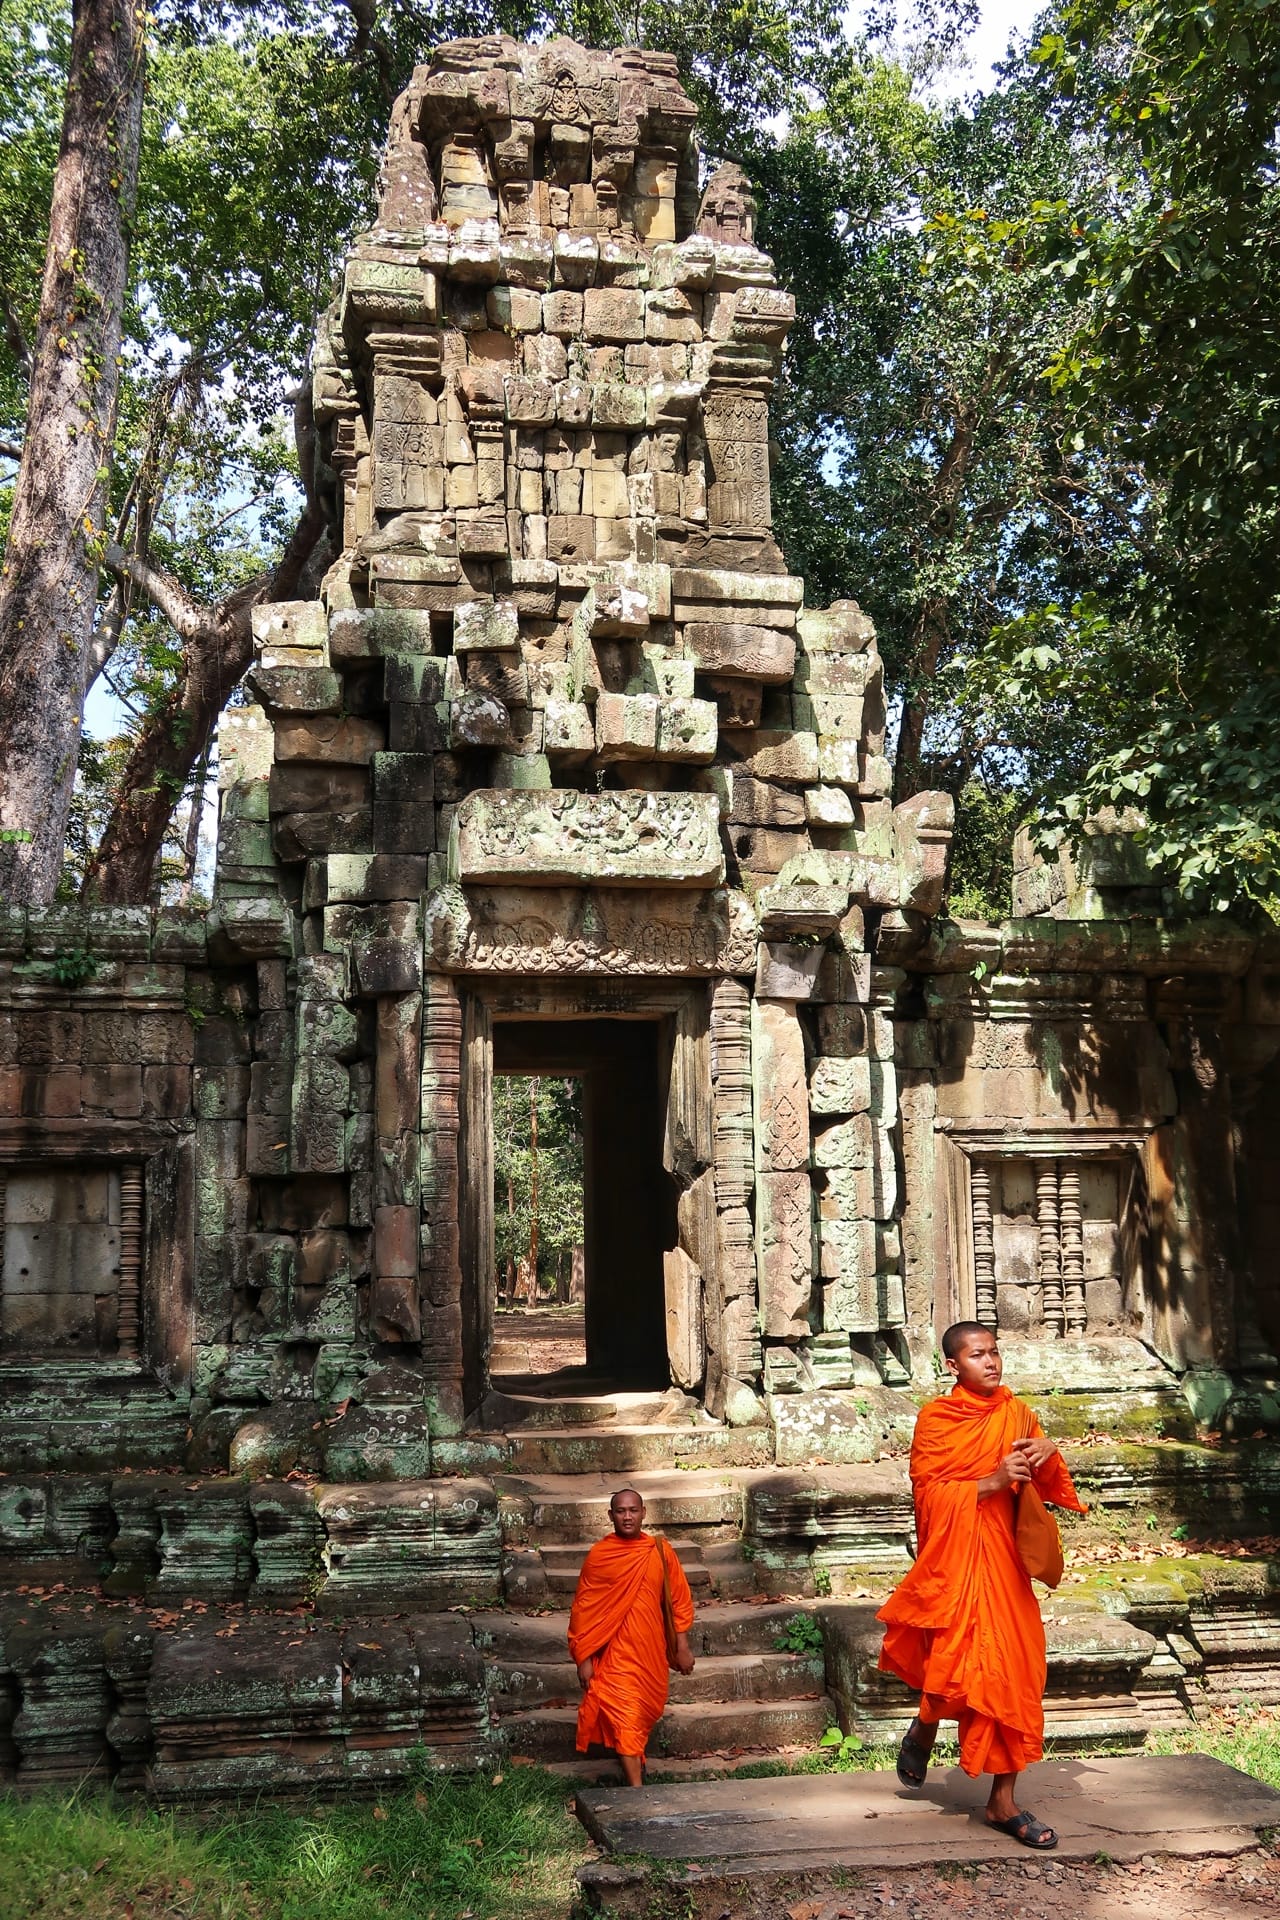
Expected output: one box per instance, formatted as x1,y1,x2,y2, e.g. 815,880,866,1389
662,990,715,1398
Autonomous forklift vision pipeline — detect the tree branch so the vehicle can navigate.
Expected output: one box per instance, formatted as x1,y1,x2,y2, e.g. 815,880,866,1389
0,285,32,383
100,543,216,641
0,437,22,462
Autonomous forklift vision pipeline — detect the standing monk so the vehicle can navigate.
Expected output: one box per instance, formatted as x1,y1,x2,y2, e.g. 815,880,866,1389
877,1322,1085,1849
568,1487,695,1785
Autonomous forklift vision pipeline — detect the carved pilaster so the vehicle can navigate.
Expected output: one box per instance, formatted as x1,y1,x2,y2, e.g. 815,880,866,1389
971,1160,996,1329
117,1164,144,1360
420,977,463,1413
710,978,754,1210
1037,1159,1063,1336
1059,1160,1086,1335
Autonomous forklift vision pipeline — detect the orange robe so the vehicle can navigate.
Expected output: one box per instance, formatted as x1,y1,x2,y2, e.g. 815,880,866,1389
877,1382,1085,1778
568,1532,694,1757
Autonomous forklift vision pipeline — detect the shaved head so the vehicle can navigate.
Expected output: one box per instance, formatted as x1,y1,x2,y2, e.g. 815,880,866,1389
941,1321,989,1361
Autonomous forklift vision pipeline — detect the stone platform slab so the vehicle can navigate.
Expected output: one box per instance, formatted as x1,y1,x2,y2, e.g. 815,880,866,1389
575,1753,1280,1875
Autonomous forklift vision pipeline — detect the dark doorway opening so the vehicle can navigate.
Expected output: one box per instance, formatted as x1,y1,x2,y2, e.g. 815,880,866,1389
491,1019,675,1394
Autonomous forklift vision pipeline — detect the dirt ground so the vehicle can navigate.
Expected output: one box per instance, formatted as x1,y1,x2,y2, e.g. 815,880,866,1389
581,1841,1280,1919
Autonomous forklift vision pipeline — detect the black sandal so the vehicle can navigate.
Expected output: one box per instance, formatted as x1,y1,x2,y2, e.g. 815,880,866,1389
895,1720,933,1789
987,1809,1058,1849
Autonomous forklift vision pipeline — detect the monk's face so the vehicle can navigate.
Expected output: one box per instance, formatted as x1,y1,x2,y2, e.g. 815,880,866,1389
947,1328,1002,1396
610,1492,645,1538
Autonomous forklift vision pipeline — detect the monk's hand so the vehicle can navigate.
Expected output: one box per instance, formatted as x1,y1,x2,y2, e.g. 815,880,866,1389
576,1657,594,1690
993,1449,1033,1491
1013,1435,1059,1472
674,1633,695,1677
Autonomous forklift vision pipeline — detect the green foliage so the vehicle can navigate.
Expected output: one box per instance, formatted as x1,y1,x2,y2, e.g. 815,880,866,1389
49,948,98,989
493,1074,584,1294
817,1724,866,1766
0,1767,587,1920
1018,0,1280,914
945,781,1024,921
773,1611,824,1654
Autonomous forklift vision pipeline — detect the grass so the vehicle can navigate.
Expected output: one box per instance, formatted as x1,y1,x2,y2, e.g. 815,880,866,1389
0,1764,588,1920
1147,1701,1280,1790
5,1711,1280,1918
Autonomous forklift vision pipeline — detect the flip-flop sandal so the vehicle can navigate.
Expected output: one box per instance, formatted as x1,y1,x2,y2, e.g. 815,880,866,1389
895,1723,932,1789
988,1810,1058,1850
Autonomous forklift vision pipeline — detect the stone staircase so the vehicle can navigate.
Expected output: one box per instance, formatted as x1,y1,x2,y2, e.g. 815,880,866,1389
3,1421,1280,1795
480,1601,835,1774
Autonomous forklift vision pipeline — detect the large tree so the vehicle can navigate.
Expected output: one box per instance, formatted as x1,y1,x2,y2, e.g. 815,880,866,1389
1015,0,1280,915
0,0,145,904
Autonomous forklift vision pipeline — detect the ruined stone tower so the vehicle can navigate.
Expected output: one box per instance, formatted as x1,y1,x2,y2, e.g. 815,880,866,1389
226,32,955,1444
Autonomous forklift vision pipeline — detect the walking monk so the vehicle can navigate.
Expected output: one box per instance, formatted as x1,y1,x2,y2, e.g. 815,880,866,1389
877,1323,1085,1849
568,1487,695,1785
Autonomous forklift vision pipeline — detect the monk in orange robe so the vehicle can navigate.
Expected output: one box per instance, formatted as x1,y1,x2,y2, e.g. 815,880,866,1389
877,1322,1085,1849
568,1487,695,1785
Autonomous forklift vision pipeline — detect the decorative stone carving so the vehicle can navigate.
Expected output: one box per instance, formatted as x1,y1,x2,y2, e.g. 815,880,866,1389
423,883,754,977
450,789,724,887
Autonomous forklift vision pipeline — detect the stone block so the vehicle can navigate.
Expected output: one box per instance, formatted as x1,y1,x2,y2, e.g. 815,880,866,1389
543,698,596,756
722,729,820,785
453,597,520,653
810,1055,872,1116
329,606,437,661
684,622,795,682
249,665,343,714
594,690,659,759
314,1480,501,1610
274,716,385,764
755,941,824,1000
757,1169,813,1339
753,1000,809,1178
322,854,428,902
796,600,875,653
655,697,717,762
583,287,645,341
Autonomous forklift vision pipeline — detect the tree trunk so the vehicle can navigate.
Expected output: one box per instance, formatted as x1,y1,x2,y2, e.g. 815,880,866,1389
83,500,325,902
0,0,146,904
892,403,978,803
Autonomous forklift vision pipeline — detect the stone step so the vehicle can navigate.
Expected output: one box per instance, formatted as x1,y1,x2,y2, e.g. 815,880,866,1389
496,1469,753,1545
481,1389,691,1430
479,1601,822,1665
505,1425,773,1473
504,1695,837,1761
540,1542,716,1596
491,1648,825,1712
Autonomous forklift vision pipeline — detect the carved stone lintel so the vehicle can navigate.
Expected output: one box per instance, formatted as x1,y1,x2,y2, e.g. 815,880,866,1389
424,883,755,976
451,789,724,888
972,1160,996,1330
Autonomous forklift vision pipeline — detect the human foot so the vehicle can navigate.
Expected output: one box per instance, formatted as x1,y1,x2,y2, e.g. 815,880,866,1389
986,1808,1058,1849
895,1718,936,1789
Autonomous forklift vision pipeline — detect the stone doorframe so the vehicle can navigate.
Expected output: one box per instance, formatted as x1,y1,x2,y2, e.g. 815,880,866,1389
456,975,755,1419
936,1122,1153,1345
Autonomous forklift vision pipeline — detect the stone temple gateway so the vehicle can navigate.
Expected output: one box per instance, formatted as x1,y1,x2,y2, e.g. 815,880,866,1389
1,37,1279,1794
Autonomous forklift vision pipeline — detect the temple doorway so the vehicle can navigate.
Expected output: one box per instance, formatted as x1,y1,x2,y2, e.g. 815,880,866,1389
473,1018,678,1408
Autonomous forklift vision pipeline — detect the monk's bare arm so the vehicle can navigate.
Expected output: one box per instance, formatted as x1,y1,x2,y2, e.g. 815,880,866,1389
976,1452,1033,1500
